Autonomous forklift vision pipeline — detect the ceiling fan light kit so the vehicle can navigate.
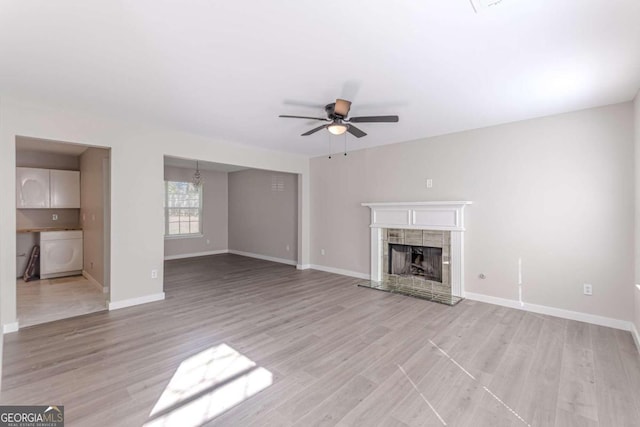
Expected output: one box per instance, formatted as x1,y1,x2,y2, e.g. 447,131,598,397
279,98,399,139
327,122,348,135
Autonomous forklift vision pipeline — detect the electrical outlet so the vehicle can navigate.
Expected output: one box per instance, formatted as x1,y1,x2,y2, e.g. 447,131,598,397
286,245,290,252
151,269,158,279
425,179,433,188
583,283,592,296
90,262,94,270
52,214,58,221
321,249,325,256
206,239,211,245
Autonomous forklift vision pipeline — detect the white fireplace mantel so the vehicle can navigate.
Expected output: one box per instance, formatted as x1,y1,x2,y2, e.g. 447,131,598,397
361,201,472,231
362,201,472,297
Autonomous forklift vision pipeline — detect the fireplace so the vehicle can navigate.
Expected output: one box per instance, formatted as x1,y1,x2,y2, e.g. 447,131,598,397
388,244,442,282
361,201,472,305
382,228,451,297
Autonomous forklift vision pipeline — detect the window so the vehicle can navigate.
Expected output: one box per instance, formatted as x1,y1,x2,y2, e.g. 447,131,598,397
165,181,202,236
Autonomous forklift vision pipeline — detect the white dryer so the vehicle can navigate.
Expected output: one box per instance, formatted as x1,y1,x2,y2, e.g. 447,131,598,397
40,230,83,279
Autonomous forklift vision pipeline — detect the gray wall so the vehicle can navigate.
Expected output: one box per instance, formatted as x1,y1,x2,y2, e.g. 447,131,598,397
228,169,298,262
80,147,109,286
635,92,640,334
16,209,79,230
311,102,635,322
163,165,228,257
16,149,79,170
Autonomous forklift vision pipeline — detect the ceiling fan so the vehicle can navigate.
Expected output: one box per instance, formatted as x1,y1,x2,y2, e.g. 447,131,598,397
279,99,399,138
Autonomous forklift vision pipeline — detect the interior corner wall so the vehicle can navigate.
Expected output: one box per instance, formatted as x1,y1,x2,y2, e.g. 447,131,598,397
0,98,310,328
634,92,640,336
311,102,635,322
228,169,298,263
80,147,109,286
164,166,228,257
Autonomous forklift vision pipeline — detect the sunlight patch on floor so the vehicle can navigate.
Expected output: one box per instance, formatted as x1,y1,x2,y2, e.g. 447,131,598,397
145,343,273,426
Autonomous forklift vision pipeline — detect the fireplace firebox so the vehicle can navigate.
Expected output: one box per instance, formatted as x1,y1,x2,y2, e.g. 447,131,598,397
388,244,443,283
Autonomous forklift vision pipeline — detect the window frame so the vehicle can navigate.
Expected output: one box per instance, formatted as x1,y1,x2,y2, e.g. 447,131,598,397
164,180,203,238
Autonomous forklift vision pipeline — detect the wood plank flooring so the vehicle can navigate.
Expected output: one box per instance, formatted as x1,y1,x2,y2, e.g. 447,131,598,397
1,254,639,426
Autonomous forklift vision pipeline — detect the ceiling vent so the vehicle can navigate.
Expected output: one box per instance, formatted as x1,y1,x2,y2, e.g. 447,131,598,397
469,0,504,13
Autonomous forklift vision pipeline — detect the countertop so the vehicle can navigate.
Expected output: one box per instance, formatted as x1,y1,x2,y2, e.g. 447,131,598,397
17,227,83,233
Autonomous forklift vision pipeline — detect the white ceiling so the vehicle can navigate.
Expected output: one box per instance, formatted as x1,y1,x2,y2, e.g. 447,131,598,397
1,1,639,156
164,156,248,173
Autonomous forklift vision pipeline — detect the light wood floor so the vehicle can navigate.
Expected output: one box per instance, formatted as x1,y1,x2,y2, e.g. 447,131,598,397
2,254,640,426
17,275,107,327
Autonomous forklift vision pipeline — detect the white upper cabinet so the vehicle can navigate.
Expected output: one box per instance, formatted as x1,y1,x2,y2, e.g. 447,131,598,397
16,167,80,209
16,167,51,208
50,170,80,208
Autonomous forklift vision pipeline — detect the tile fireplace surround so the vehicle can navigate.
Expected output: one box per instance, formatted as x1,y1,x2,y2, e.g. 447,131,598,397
361,201,472,305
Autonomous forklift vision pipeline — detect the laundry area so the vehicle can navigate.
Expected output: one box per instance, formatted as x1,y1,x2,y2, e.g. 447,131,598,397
15,137,111,328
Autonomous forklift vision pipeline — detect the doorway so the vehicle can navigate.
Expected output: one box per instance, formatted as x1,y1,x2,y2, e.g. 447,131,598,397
162,157,299,291
15,136,111,327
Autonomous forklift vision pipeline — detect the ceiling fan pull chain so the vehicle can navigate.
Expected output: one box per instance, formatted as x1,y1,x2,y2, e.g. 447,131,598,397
344,132,347,156
328,132,332,159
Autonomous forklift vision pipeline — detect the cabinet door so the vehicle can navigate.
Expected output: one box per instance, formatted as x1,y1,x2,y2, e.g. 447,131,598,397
50,170,80,208
16,167,50,208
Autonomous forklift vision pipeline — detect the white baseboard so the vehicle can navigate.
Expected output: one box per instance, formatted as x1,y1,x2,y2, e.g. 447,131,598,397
465,291,632,332
164,249,229,260
82,270,105,293
3,321,19,334
309,264,370,280
296,264,311,270
228,250,297,266
108,292,165,311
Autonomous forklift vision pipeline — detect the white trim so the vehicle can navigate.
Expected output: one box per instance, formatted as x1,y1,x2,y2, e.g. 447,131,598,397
465,291,632,331
309,264,370,280
3,322,19,334
362,201,473,207
370,228,382,282
362,201,472,231
296,264,311,270
631,323,640,354
164,233,204,240
108,292,165,310
164,249,229,260
228,250,297,266
82,270,106,293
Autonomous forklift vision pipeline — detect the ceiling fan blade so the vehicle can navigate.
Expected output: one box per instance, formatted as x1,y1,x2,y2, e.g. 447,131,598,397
347,124,367,138
302,125,327,136
334,99,352,117
349,115,399,123
279,115,328,121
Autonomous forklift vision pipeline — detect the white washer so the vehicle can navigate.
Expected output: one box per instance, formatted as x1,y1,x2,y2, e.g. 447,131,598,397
40,230,83,279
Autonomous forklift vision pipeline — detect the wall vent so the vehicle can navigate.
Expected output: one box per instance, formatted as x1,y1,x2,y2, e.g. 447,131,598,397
271,175,284,192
